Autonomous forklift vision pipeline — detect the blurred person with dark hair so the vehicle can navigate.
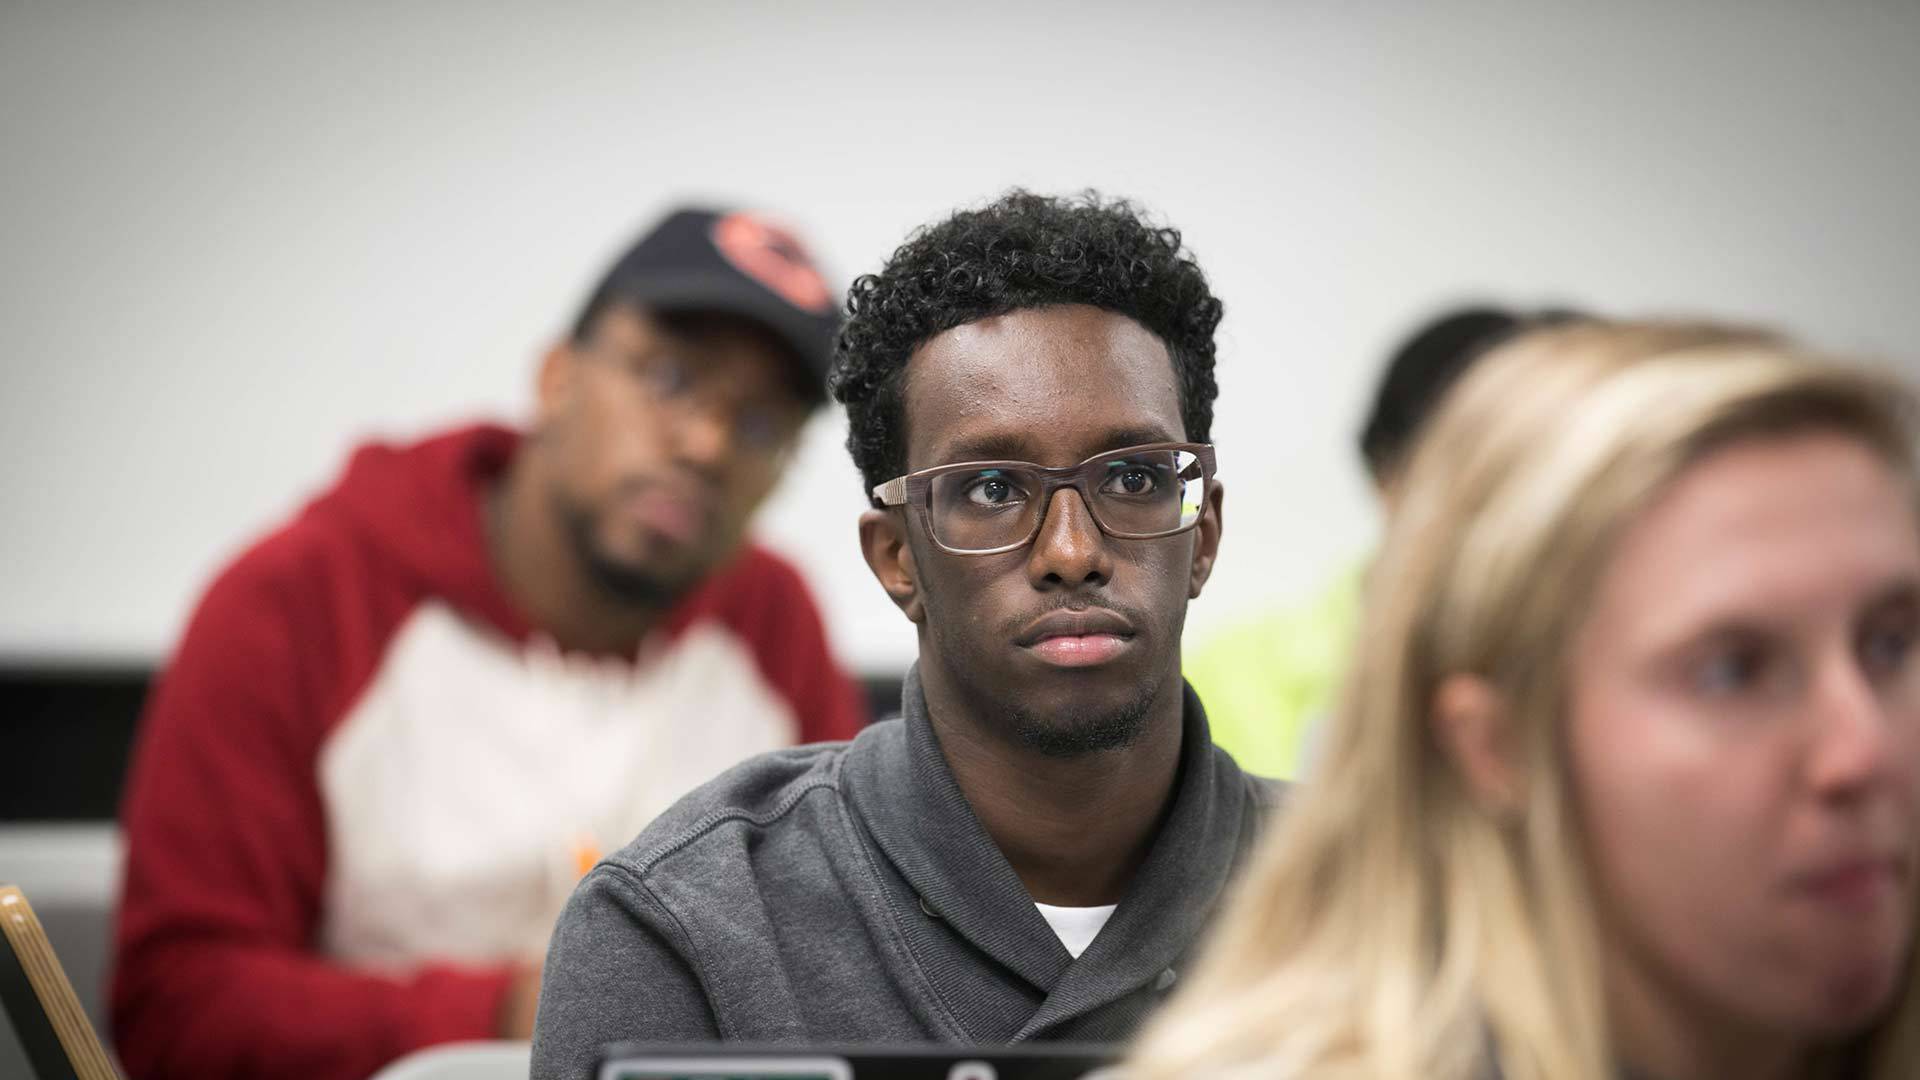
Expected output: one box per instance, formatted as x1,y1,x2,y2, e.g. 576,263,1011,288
1133,320,1920,1079
1188,305,1580,778
110,208,867,1080
1361,307,1543,497
530,191,1280,1077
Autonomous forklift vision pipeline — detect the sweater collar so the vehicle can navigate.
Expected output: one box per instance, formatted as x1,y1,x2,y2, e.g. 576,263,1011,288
845,663,1264,1032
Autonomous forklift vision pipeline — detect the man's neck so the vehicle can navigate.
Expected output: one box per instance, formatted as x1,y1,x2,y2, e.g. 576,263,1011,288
926,675,1187,908
486,449,661,655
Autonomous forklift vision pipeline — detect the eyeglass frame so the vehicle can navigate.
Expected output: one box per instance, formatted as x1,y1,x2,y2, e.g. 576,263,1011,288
572,332,808,460
869,441,1218,556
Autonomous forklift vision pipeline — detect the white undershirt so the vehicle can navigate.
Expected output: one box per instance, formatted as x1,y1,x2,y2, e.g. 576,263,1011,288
1035,902,1118,959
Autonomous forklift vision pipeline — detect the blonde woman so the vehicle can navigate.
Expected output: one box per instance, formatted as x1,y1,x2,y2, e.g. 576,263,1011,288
1130,322,1920,1080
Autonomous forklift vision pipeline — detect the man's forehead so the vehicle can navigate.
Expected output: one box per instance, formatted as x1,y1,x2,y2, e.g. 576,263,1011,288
902,305,1184,468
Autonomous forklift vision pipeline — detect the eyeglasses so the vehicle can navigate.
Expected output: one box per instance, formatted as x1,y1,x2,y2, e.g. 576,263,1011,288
871,442,1216,556
586,345,799,457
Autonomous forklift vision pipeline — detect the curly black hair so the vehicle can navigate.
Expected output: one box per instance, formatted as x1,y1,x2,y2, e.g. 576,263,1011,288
828,190,1223,499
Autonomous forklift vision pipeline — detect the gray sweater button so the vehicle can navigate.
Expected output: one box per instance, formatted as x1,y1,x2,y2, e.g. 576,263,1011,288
1153,967,1177,992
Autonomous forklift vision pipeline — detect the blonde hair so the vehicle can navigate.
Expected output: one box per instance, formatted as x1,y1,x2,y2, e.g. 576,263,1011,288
1131,321,1920,1080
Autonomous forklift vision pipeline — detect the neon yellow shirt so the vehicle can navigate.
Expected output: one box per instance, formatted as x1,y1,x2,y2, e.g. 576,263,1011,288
1185,561,1364,779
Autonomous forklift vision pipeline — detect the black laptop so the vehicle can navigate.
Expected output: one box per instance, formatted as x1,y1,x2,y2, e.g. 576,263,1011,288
597,1043,1120,1080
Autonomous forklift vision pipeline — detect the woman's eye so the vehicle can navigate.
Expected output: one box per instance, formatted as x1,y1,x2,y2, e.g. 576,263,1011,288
1695,643,1770,697
1101,466,1159,496
1860,614,1918,680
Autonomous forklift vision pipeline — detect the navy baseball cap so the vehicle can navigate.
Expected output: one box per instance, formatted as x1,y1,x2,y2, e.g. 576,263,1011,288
579,207,842,405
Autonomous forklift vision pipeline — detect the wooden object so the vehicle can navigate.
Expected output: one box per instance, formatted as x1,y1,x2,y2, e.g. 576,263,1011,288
0,885,119,1080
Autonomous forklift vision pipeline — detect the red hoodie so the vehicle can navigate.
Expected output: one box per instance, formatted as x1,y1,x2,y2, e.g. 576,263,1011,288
111,424,865,1080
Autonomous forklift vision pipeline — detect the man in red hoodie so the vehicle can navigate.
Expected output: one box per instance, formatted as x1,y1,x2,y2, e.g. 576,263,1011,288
109,208,867,1080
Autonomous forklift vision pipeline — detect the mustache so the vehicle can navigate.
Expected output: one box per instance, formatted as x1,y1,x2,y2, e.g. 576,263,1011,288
608,470,707,501
1001,597,1149,639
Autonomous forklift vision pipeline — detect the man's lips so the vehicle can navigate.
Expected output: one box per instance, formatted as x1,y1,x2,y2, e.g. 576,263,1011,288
1016,609,1138,668
620,489,711,546
1029,634,1132,666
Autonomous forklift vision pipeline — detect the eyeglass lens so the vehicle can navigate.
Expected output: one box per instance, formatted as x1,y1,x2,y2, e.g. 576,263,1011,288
927,448,1205,552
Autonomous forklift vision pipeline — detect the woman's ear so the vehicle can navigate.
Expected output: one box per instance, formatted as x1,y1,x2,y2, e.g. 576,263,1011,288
1430,674,1525,815
1188,479,1226,599
859,509,924,623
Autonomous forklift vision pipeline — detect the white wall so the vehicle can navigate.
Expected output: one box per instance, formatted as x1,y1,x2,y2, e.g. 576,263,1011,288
3,1,1917,675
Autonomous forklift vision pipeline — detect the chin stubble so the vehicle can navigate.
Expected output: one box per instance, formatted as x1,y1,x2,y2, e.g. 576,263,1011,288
557,496,690,610
1005,681,1160,758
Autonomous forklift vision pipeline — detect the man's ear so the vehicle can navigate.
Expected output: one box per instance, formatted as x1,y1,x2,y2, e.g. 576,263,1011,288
534,341,576,430
1187,478,1225,600
1430,674,1525,816
859,509,924,623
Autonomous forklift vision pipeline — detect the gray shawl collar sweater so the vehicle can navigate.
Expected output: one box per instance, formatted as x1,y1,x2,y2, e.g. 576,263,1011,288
530,666,1280,1079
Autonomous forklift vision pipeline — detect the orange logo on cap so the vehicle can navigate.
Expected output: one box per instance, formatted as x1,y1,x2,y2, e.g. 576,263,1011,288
712,211,834,315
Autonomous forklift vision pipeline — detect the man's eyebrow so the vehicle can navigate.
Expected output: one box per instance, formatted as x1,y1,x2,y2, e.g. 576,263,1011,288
935,426,1183,466
1089,426,1183,455
939,433,1034,463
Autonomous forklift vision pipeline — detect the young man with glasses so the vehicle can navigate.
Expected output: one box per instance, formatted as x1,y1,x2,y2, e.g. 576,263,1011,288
532,192,1279,1075
112,208,865,1080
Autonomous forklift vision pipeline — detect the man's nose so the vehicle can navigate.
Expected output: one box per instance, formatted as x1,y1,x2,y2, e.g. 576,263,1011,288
1026,486,1114,589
